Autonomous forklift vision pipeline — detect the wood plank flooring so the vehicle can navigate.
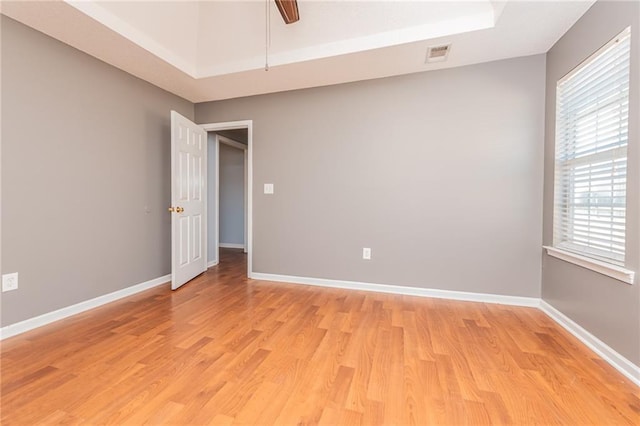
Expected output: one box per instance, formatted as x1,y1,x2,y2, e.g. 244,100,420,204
1,249,639,425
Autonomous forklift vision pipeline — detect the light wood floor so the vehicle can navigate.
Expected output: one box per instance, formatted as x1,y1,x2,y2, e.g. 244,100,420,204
1,249,638,425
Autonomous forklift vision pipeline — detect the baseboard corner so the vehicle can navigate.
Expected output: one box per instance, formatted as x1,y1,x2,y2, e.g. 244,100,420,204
539,300,640,387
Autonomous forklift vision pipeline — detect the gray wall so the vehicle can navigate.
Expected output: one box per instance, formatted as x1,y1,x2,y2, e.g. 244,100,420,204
196,54,546,297
1,17,194,326
542,1,640,365
219,143,245,246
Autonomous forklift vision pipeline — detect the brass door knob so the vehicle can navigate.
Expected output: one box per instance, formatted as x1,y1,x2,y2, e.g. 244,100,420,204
176,207,184,213
168,207,175,213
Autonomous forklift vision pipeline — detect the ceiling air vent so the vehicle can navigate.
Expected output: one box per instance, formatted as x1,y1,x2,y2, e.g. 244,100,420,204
425,44,451,63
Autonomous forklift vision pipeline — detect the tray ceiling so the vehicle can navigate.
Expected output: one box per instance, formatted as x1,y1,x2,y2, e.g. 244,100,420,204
1,1,595,102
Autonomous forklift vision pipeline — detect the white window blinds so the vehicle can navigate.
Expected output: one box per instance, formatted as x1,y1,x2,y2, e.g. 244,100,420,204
553,27,631,265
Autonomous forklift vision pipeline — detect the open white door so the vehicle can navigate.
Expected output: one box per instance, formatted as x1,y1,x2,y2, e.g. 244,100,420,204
170,111,207,290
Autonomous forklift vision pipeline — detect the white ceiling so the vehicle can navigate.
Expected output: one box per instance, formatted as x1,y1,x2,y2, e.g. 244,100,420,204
1,0,595,103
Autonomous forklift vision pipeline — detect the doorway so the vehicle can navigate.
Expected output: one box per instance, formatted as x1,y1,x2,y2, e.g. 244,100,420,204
208,132,247,263
201,121,253,278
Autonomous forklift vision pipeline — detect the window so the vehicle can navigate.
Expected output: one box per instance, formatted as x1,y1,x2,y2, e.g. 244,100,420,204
553,27,631,266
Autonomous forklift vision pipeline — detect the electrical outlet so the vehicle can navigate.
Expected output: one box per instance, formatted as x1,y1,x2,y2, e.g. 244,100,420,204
2,273,19,292
264,183,274,194
362,248,371,260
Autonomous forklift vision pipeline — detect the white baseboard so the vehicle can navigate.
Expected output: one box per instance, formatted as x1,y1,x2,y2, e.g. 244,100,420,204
539,301,640,387
0,274,170,340
207,260,219,268
219,243,245,249
249,272,540,307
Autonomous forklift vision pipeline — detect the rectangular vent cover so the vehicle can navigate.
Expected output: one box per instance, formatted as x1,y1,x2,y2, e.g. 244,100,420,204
426,44,451,63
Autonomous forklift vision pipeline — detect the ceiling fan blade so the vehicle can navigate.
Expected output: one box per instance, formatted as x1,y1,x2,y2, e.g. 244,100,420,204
274,0,299,24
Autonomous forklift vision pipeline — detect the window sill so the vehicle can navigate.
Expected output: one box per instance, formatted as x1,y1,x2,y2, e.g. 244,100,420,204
543,246,635,285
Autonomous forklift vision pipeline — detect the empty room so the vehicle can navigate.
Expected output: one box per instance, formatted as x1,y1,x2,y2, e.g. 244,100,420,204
1,0,639,424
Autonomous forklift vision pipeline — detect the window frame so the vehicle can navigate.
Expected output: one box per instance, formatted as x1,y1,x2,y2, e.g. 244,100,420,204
546,26,635,285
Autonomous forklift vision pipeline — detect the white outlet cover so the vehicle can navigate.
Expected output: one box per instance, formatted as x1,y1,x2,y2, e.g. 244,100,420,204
264,183,274,194
2,272,19,292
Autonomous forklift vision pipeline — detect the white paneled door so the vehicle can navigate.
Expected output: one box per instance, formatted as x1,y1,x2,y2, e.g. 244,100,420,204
170,111,207,290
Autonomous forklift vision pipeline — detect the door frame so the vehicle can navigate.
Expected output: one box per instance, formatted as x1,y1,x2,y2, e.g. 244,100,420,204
200,120,253,277
206,133,219,269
